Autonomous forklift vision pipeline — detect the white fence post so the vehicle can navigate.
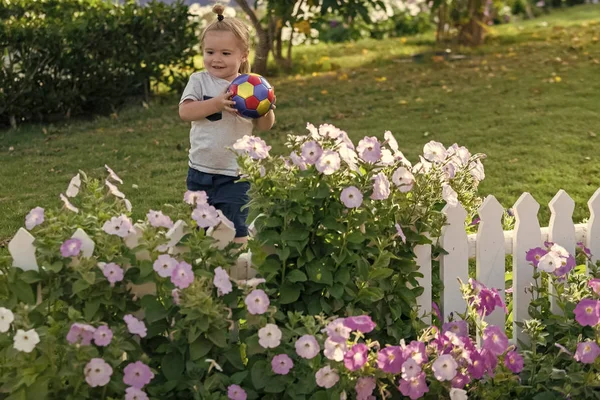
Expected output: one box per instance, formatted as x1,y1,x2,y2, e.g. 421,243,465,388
548,190,576,315
587,188,600,269
512,193,542,346
440,203,469,322
476,195,506,332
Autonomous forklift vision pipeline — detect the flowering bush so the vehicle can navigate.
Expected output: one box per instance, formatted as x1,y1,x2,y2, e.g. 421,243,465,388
234,123,484,344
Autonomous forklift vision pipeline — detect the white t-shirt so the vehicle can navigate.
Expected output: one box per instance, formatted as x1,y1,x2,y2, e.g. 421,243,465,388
180,71,253,177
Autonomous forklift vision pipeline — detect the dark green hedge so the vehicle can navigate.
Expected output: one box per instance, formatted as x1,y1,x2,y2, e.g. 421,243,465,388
0,0,199,127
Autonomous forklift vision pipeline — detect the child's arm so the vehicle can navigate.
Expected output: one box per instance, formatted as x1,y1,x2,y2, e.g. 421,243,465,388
253,109,275,131
179,91,236,122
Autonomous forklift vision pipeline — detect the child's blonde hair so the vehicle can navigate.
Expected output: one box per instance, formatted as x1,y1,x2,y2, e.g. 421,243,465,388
200,5,251,74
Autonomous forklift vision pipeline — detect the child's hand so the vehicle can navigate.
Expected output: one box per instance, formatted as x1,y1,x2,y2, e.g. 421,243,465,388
217,90,238,115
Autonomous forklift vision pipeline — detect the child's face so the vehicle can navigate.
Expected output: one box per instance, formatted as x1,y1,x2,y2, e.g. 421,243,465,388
203,31,247,82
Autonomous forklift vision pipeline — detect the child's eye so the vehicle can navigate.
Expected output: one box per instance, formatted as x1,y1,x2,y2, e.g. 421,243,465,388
206,51,213,55
223,52,231,56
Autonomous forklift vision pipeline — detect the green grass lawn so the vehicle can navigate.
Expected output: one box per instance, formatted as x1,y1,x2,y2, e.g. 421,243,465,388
1,5,600,244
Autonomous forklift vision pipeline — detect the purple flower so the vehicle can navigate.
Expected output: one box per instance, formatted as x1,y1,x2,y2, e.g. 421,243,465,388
245,289,270,315
481,348,498,377
589,279,600,296
93,325,113,347
271,354,294,375
153,254,178,278
147,210,174,229
432,302,441,320
172,289,181,305
451,373,471,389
301,141,323,164
295,335,320,359
123,314,147,338
324,337,347,361
344,315,376,333
103,263,124,286
384,130,399,152
504,350,524,373
290,151,307,170
398,371,429,400
395,223,407,244
401,358,421,379
370,172,390,200
123,361,154,389
344,343,368,371
227,384,247,400
66,323,96,345
213,267,232,296
391,167,415,193
432,354,458,381
574,299,600,326
25,207,44,230
125,387,149,400
171,261,195,289
574,341,600,364
357,136,382,163
233,135,271,160
102,215,133,237
377,346,404,373
340,186,363,208
315,150,341,175
355,377,376,400
258,324,282,349
483,325,509,355
442,184,458,206
577,241,592,257
442,321,468,337
403,341,427,365
423,141,447,163
184,190,208,206
84,358,113,387
325,318,352,343
315,365,339,388
192,204,220,228
468,351,486,379
60,238,82,258
554,254,576,277
526,247,547,267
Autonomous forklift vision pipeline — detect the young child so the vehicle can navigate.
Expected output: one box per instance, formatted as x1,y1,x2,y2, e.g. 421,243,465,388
179,4,275,244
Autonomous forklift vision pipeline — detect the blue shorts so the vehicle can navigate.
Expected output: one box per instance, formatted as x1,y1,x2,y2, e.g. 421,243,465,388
186,168,250,238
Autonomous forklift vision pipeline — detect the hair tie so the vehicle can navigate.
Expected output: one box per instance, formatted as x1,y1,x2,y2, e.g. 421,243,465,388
217,14,224,21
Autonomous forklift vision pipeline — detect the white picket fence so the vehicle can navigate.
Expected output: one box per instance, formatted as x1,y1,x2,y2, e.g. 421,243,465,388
7,187,600,346
415,188,600,345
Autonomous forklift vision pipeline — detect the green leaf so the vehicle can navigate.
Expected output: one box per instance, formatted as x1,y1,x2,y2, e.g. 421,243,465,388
12,281,34,305
314,182,330,198
26,377,48,400
251,360,269,389
245,334,265,356
83,298,101,320
280,225,309,241
287,269,307,283
72,279,90,295
162,352,184,381
372,252,392,269
141,296,168,323
224,346,244,370
264,376,287,393
306,263,333,286
310,391,330,400
357,287,384,303
190,337,213,360
368,268,394,280
139,260,154,278
19,271,41,284
321,216,345,232
46,262,63,273
329,284,344,299
264,216,282,227
346,231,365,244
334,268,350,284
230,371,248,385
279,283,301,304
276,247,290,261
82,271,96,285
207,329,227,348
297,212,313,225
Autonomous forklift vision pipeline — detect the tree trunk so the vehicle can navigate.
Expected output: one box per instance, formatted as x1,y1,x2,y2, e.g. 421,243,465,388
458,0,486,46
235,0,272,75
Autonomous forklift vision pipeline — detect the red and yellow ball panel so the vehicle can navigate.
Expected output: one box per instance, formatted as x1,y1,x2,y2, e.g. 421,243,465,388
228,73,275,119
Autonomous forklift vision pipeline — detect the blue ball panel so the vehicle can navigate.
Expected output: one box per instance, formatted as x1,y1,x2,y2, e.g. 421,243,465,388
232,74,249,85
242,109,260,119
253,84,269,101
259,77,272,89
232,95,246,112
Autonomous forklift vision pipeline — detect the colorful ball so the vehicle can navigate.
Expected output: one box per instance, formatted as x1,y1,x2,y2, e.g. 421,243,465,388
228,73,275,119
